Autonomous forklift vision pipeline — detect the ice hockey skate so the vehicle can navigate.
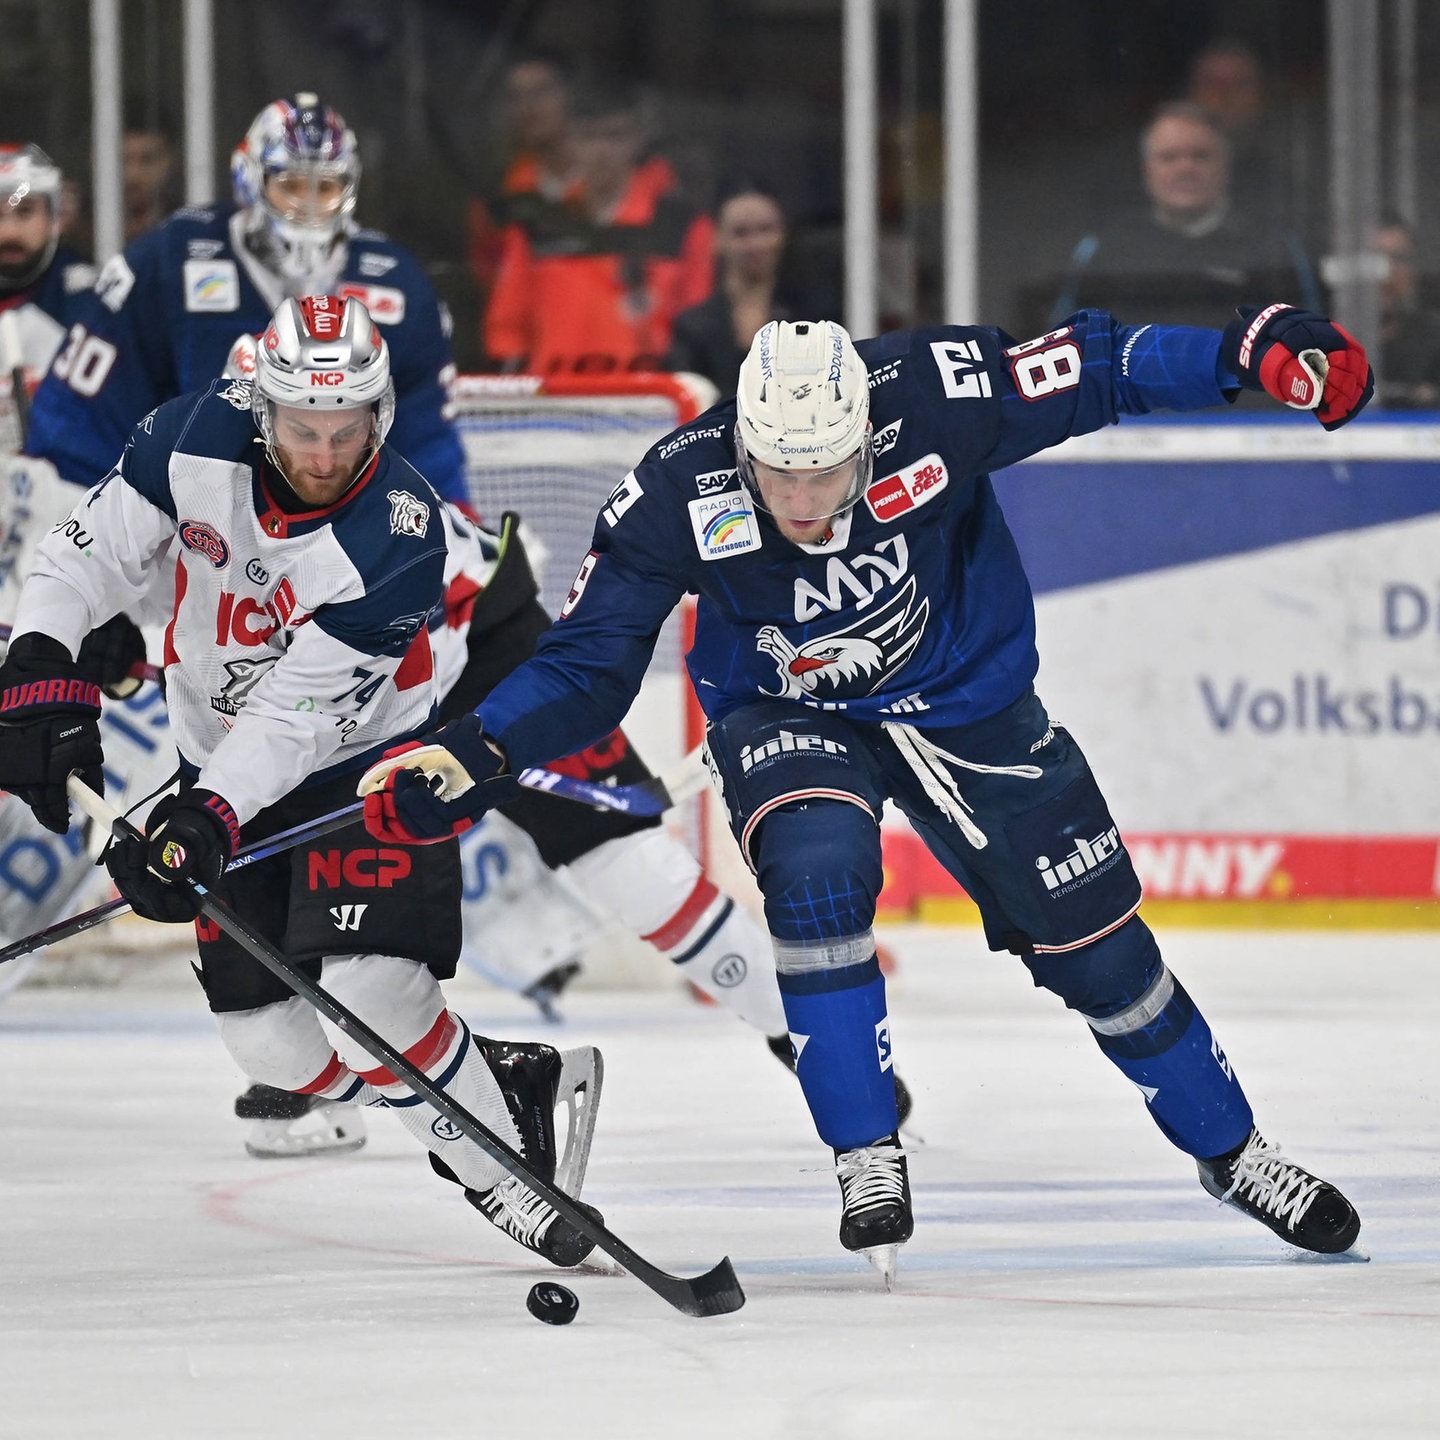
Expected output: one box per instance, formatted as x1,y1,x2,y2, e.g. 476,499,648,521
433,1037,605,1267
834,1131,913,1288
1197,1128,1364,1258
234,1083,367,1159
768,1034,914,1130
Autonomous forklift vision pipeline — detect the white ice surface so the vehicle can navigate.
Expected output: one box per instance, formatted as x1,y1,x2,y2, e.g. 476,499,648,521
1,925,1437,1440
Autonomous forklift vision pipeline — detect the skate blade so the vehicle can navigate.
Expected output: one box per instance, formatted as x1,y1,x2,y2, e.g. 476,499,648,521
862,1243,901,1290
1291,1240,1371,1263
243,1106,368,1160
553,1047,604,1196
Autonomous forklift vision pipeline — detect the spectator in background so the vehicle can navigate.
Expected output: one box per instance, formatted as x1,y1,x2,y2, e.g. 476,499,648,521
1049,100,1321,333
122,122,181,243
465,51,580,321
1374,216,1440,410
665,184,817,396
483,78,713,374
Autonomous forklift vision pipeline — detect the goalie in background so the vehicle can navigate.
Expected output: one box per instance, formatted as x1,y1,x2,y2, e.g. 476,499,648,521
0,294,604,1269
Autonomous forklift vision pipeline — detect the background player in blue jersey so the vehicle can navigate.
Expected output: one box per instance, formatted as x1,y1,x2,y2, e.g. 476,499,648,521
0,296,602,1270
21,92,464,503
360,304,1375,1283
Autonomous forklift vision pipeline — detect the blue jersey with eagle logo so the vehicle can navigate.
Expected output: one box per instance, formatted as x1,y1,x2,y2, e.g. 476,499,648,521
477,311,1240,770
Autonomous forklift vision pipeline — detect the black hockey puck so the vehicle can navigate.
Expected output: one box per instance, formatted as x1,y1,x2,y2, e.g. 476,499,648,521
526,1281,579,1326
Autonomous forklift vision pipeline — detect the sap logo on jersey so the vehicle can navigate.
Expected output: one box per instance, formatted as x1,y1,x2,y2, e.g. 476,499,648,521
871,418,903,457
688,495,760,560
864,453,949,522
695,468,738,495
387,490,430,539
182,259,239,312
336,282,405,325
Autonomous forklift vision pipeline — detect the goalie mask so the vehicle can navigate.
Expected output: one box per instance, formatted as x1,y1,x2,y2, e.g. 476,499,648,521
231,93,360,292
0,143,63,288
734,319,873,523
252,295,394,490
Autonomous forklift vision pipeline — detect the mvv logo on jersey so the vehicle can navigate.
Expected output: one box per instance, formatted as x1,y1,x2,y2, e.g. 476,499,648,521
864,453,949,522
688,494,760,560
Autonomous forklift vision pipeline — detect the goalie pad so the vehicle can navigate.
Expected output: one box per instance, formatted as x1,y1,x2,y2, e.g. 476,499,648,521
455,810,602,997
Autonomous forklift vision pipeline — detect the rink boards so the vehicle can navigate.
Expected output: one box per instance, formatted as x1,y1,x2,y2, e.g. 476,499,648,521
882,413,1440,924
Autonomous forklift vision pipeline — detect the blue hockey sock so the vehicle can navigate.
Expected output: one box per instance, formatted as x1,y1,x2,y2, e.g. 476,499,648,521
1089,971,1254,1159
777,951,897,1150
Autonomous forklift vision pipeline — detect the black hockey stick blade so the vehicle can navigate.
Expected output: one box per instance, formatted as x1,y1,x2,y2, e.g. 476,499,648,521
67,777,745,1319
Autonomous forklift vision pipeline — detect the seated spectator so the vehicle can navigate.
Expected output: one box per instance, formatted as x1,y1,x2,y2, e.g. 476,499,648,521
483,79,714,374
122,116,181,243
665,183,815,396
1049,100,1321,332
1374,217,1440,409
465,51,581,316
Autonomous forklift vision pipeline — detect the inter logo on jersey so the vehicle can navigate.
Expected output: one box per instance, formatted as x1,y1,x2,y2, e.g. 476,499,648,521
864,453,949,522
688,494,760,560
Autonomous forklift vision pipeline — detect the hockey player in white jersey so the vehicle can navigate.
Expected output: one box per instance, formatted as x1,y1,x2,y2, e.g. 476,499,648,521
0,142,138,1002
0,295,603,1268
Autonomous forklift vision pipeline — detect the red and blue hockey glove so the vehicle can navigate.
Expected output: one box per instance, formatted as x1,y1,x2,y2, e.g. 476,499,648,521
1221,303,1375,430
0,632,105,834
359,713,521,844
104,787,240,923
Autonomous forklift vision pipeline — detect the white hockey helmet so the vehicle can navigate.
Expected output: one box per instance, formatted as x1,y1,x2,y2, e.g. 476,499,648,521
734,319,873,515
0,143,64,285
231,93,360,289
252,295,395,461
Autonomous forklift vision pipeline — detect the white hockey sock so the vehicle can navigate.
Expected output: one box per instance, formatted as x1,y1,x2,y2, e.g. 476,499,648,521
566,829,788,1036
215,995,367,1100
321,954,521,1192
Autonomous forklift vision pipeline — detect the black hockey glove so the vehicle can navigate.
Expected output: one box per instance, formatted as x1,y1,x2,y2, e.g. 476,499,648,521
104,788,241,924
1221,304,1375,430
0,632,105,834
77,612,149,700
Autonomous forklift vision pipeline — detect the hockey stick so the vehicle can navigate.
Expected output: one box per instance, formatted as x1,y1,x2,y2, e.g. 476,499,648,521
66,775,745,1319
0,749,710,969
0,622,163,686
0,799,367,969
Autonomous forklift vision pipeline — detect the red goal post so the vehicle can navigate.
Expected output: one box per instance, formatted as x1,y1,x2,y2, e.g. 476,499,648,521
449,370,717,820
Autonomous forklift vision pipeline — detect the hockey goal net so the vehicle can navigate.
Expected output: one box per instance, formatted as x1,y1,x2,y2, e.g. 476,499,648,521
451,372,715,782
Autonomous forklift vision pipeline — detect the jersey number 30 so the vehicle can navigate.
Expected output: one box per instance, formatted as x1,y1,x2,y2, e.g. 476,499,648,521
50,324,119,398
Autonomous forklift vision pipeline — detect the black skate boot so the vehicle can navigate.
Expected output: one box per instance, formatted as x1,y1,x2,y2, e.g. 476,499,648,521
767,1033,914,1130
1197,1128,1363,1256
834,1131,914,1287
431,1038,605,1268
521,961,582,1023
233,1083,366,1159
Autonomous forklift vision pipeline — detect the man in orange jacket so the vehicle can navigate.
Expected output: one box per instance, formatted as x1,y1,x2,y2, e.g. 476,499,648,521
484,79,714,374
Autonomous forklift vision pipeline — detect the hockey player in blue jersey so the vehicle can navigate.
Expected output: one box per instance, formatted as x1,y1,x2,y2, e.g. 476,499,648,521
0,295,603,1269
21,92,464,503
360,303,1375,1282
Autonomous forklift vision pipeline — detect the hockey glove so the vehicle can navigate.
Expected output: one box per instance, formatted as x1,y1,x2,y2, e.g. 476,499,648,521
104,788,240,924
77,613,149,700
359,713,519,844
0,632,105,834
1221,303,1375,430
